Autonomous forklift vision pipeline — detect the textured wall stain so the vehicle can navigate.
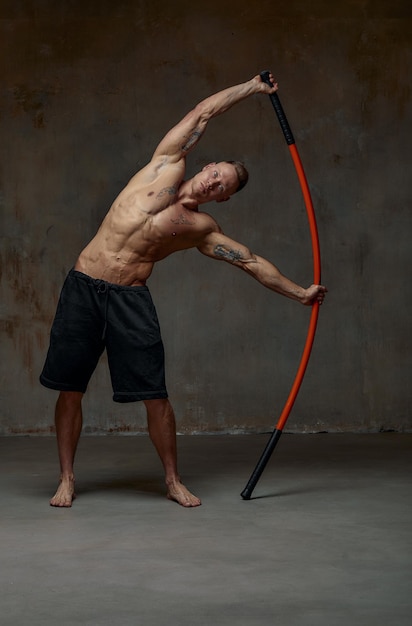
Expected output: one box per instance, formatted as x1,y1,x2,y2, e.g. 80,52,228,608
8,425,55,435
2,246,46,317
348,22,411,120
0,317,44,385
12,85,47,128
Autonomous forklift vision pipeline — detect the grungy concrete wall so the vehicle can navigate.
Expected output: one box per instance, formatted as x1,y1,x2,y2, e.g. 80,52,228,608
1,1,411,434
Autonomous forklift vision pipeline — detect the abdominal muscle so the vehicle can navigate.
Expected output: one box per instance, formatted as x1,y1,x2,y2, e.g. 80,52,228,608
74,250,154,286
73,197,160,285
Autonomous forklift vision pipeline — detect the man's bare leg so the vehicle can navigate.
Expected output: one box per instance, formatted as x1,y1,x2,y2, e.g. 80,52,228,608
144,398,201,507
50,391,83,507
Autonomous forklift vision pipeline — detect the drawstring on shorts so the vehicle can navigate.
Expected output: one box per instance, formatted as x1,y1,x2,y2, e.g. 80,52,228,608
95,280,110,339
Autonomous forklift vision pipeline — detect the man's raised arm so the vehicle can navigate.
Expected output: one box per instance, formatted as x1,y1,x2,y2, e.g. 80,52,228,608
152,73,278,165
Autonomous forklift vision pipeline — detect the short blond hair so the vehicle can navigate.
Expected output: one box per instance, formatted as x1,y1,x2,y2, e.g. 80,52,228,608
225,160,249,193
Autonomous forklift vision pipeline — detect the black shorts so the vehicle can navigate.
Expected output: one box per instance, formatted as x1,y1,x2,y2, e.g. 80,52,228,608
40,269,168,402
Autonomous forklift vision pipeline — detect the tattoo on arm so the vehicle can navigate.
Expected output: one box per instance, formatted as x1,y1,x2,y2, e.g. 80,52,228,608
213,244,245,263
181,128,202,152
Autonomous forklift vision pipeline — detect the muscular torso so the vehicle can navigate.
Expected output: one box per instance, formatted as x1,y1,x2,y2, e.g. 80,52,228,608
75,158,217,285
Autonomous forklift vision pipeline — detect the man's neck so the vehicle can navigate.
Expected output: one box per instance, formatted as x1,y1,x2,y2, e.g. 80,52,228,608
176,180,199,211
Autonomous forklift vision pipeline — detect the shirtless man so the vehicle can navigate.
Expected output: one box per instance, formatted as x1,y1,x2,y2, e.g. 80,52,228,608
40,72,327,508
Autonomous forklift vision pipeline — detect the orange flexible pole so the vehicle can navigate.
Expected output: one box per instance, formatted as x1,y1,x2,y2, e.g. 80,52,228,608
276,144,321,431
241,74,322,499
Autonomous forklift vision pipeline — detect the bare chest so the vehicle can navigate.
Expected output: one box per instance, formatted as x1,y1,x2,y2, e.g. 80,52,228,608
138,206,206,260
155,205,198,238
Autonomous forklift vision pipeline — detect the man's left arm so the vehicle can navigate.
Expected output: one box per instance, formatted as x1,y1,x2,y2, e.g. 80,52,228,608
197,231,327,305
152,73,278,165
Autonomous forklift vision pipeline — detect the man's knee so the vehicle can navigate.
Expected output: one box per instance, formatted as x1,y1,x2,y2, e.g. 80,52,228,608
144,398,173,417
57,391,83,408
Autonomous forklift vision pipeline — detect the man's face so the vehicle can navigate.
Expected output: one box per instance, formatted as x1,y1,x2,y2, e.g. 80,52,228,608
193,162,239,203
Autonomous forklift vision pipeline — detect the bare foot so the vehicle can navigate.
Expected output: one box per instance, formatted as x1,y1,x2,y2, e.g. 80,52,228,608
50,475,76,507
166,480,201,507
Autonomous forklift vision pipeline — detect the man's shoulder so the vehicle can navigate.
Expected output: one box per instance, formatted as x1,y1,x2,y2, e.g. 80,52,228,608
194,210,222,236
112,159,185,216
194,209,219,226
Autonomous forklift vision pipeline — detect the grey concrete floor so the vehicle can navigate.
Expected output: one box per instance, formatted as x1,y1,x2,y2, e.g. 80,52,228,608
1,433,411,626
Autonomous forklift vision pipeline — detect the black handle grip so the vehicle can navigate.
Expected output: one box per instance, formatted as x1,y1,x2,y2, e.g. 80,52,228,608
260,71,295,146
241,429,283,499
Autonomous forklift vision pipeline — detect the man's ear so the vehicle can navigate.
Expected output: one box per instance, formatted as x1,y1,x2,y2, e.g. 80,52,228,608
202,162,217,171
216,196,231,203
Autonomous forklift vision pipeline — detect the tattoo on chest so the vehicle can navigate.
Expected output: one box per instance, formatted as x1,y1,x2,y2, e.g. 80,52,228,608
181,128,201,152
214,244,244,263
157,186,177,199
170,213,195,225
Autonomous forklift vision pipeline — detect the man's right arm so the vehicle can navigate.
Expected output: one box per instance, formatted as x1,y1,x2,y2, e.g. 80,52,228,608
197,230,327,305
151,73,278,165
